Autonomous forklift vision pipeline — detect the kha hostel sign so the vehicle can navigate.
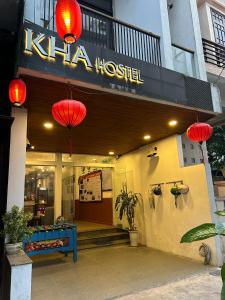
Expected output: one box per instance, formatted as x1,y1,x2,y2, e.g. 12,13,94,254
23,27,144,86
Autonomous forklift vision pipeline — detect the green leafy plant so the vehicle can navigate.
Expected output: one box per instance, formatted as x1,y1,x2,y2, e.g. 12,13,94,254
1,206,33,244
207,125,225,170
115,184,142,231
181,212,225,299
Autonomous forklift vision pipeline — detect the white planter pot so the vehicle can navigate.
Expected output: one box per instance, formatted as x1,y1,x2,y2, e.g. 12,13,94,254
129,230,138,247
5,242,22,255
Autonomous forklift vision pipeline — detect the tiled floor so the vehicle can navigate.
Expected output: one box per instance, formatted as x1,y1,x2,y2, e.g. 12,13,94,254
31,245,215,300
74,220,114,233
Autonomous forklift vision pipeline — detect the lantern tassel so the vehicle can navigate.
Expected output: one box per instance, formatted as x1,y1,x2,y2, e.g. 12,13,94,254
69,128,73,157
199,142,205,164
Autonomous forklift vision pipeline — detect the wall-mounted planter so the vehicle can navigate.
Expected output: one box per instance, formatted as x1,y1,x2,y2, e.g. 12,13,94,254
152,185,162,196
177,184,189,195
170,186,181,207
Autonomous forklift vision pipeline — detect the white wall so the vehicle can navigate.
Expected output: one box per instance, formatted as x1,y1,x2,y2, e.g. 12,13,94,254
7,108,27,211
115,135,222,265
113,0,174,69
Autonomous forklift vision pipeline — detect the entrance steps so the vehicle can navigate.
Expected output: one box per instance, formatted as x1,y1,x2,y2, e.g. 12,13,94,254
77,227,129,250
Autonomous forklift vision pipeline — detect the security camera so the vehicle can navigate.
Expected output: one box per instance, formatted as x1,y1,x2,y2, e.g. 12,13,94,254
147,147,158,158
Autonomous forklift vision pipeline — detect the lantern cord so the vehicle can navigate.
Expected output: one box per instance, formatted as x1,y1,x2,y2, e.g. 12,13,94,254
196,112,199,123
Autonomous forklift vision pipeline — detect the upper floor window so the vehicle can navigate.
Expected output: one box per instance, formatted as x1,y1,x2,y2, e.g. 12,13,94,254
211,8,225,46
78,0,113,16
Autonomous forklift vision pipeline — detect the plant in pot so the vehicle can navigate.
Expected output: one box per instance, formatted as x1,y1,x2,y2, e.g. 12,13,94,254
115,184,142,247
1,205,33,255
170,185,181,207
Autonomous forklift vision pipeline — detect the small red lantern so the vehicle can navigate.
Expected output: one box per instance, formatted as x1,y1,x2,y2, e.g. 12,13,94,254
186,122,213,143
56,0,82,44
52,99,86,128
9,79,26,107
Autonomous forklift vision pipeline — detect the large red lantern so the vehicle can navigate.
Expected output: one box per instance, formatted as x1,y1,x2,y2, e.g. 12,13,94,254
186,122,213,143
9,79,26,107
56,0,82,44
52,99,86,128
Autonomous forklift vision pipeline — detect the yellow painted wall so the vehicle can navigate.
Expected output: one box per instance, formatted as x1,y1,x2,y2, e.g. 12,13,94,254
115,135,220,265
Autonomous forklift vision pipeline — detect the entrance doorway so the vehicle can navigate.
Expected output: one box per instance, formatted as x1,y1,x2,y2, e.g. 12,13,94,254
25,152,115,230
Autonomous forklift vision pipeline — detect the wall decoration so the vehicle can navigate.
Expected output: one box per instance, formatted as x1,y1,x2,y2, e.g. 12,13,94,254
79,170,102,202
102,169,112,191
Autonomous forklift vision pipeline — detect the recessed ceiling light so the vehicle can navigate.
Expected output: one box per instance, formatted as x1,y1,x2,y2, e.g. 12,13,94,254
144,135,151,140
109,151,115,156
31,145,35,150
168,120,178,127
44,122,53,129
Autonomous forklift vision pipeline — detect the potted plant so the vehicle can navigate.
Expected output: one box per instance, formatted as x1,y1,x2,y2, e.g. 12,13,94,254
1,206,33,255
170,185,181,207
115,184,142,247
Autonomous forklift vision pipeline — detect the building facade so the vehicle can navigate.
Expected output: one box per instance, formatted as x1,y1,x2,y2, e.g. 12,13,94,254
198,0,225,123
0,0,223,270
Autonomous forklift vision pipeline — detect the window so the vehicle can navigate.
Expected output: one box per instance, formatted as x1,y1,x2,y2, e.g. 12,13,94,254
191,158,196,164
190,144,194,150
211,8,225,46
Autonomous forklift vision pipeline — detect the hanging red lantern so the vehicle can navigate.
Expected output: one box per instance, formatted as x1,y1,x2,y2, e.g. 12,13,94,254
56,0,82,44
186,122,213,143
52,99,86,128
9,79,26,107
52,99,86,156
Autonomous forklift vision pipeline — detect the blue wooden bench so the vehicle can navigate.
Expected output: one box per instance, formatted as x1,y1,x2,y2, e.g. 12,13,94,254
23,224,77,262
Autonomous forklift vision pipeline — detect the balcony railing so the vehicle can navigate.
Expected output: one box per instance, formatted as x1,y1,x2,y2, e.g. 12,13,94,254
202,38,225,67
172,44,196,77
24,0,161,66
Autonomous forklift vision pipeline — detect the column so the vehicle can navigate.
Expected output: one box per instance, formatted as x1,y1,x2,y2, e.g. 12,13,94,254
7,108,27,211
54,153,62,219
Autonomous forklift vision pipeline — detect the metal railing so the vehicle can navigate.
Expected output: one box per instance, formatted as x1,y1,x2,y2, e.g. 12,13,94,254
202,38,225,67
24,0,161,66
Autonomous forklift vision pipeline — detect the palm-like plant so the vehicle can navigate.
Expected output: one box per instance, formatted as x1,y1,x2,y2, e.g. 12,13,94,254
115,184,141,231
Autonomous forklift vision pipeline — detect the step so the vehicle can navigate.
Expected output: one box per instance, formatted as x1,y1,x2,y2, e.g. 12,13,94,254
78,227,126,237
78,231,129,246
78,238,130,251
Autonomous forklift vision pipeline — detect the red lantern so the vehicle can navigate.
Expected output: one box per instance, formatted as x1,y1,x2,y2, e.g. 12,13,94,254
186,122,213,143
56,0,82,44
9,79,26,107
52,99,86,128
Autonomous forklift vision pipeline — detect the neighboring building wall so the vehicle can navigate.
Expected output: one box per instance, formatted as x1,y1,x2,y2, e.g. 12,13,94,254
198,0,225,42
115,135,222,266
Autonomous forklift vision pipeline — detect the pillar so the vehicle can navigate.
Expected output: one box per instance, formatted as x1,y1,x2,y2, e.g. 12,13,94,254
54,153,62,219
7,108,27,211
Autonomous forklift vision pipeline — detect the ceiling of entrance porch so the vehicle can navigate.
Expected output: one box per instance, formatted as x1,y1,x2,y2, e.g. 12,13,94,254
24,76,214,156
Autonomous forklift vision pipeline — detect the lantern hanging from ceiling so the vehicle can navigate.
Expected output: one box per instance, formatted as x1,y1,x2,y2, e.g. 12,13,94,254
52,99,86,128
56,0,82,44
9,79,26,107
186,122,213,144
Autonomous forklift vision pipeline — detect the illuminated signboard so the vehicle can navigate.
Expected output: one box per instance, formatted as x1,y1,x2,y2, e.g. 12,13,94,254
24,28,144,85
